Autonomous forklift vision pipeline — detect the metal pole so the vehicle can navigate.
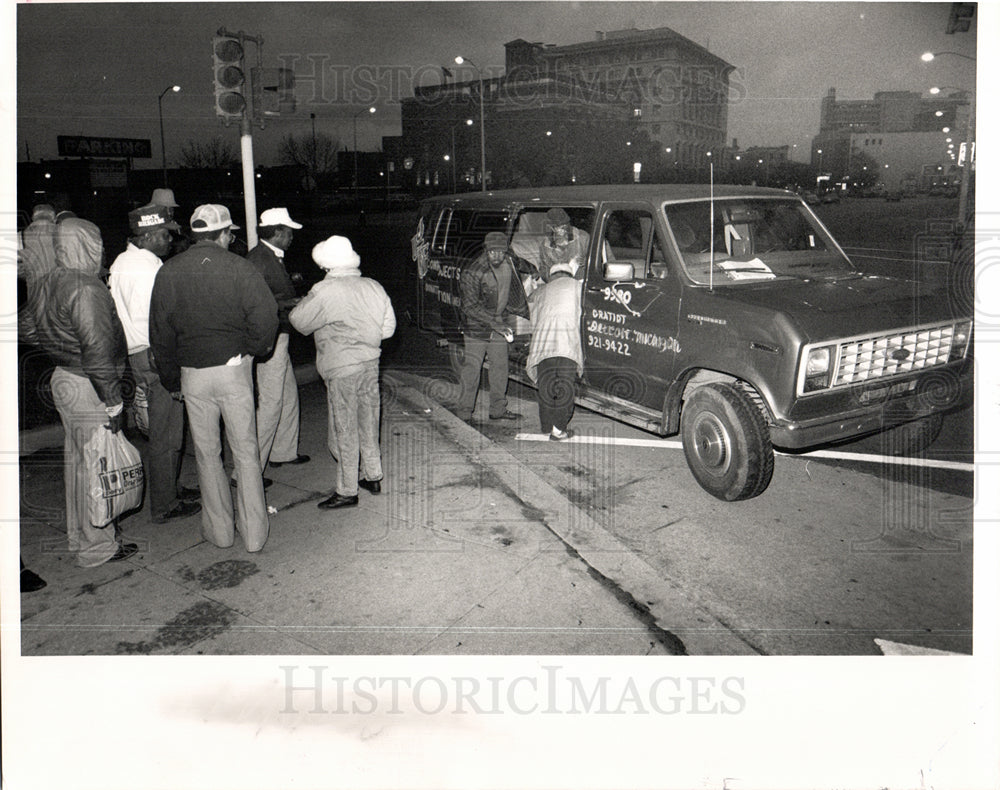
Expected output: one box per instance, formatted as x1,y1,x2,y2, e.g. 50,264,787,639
476,72,486,191
958,98,975,229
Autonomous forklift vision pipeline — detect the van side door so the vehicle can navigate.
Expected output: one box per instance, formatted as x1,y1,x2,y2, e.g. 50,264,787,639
581,203,683,413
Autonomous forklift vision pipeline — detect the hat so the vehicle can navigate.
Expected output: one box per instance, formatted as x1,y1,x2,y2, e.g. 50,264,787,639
31,204,56,222
312,235,360,271
150,188,179,208
549,260,579,277
190,204,239,232
259,207,303,229
129,204,180,235
546,207,571,227
484,231,508,251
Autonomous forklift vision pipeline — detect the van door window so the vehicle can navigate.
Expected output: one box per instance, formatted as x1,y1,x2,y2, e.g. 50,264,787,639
430,208,452,254
600,208,669,280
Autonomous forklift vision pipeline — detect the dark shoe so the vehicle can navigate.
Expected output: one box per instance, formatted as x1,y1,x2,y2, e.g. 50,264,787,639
317,493,359,510
20,567,47,593
358,479,381,494
549,428,575,442
489,410,520,421
176,486,201,501
152,500,202,524
230,477,273,489
270,454,311,468
108,542,139,562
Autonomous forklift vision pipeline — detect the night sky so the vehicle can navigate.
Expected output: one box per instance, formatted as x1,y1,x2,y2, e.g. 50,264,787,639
11,1,981,168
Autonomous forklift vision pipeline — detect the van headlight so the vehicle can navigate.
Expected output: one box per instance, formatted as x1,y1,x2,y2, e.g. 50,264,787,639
802,346,833,392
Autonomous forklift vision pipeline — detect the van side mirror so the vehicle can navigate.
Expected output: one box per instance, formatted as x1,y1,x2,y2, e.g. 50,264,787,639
603,261,634,281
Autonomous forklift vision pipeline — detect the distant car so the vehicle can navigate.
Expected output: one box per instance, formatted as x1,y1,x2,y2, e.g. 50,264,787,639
820,191,840,204
801,191,820,205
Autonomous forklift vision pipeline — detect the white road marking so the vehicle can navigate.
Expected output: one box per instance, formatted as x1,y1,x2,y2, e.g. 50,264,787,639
514,433,974,473
874,638,965,656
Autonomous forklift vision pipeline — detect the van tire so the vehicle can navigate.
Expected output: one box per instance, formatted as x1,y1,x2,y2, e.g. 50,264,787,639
681,383,774,501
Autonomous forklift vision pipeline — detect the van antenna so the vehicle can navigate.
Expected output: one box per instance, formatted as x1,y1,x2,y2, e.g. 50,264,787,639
709,161,715,291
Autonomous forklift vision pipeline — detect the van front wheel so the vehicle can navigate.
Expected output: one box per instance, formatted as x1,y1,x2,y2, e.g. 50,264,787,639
681,383,774,501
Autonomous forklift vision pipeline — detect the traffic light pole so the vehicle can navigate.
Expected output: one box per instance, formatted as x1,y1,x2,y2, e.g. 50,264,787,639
240,111,259,249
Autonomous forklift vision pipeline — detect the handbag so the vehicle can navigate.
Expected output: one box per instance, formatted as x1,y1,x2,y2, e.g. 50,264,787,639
84,426,145,527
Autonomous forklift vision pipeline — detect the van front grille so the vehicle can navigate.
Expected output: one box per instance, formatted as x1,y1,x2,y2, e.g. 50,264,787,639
832,324,959,385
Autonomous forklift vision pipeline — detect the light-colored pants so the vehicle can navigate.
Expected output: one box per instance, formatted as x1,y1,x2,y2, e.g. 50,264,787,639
50,367,120,567
325,362,383,497
130,349,185,517
456,333,509,420
181,357,268,552
254,332,300,466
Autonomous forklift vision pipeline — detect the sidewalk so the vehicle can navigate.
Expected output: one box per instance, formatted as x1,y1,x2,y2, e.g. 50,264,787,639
16,366,693,656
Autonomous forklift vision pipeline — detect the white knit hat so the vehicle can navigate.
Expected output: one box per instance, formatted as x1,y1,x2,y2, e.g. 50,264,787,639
312,235,360,270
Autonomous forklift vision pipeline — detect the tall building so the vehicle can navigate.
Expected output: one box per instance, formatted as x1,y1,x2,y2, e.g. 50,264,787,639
812,87,971,189
398,26,733,191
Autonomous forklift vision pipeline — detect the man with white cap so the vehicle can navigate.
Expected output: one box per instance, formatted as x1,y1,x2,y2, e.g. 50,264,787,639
244,207,309,474
149,204,279,552
109,204,202,524
290,236,395,510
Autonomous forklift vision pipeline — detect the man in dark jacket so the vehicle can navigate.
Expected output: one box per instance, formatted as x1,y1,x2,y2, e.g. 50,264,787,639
455,231,529,422
30,218,138,567
149,204,279,553
244,207,309,473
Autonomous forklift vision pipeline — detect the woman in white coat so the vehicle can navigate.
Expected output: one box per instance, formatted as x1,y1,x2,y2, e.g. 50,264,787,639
524,260,584,441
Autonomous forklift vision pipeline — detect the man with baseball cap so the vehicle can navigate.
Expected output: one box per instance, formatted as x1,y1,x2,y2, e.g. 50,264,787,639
149,204,279,553
241,208,309,476
110,204,202,525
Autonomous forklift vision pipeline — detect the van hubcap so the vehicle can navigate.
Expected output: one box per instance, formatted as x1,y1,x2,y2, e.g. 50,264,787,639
691,413,732,476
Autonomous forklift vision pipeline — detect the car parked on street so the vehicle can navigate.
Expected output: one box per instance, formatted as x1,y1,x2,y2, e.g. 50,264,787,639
411,185,973,500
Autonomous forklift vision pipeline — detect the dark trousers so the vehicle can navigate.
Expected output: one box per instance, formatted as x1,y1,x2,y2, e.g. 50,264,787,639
130,350,185,517
457,333,509,420
536,356,577,433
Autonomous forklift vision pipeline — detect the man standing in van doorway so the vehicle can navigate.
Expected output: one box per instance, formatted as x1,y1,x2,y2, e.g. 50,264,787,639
455,231,529,422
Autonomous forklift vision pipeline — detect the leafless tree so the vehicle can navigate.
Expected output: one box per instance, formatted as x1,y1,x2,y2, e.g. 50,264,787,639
179,137,239,168
278,132,341,176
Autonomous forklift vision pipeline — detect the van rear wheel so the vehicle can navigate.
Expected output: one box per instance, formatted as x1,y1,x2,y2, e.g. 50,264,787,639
681,383,774,501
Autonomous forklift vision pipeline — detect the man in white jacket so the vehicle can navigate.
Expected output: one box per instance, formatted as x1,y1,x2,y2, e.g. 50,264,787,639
290,236,396,510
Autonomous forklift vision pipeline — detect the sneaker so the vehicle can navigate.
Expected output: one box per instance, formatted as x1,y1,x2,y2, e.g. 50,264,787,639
549,428,575,442
108,542,139,562
152,499,202,524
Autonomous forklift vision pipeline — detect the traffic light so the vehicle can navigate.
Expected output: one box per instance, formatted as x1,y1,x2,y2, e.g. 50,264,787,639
213,35,246,118
946,2,975,33
251,68,296,119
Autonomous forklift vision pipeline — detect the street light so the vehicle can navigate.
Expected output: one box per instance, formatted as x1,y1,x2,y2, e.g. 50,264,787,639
455,55,487,192
353,105,376,202
157,84,181,187
922,51,976,227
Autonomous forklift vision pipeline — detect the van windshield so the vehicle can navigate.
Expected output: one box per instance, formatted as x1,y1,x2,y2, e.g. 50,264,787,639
663,198,856,284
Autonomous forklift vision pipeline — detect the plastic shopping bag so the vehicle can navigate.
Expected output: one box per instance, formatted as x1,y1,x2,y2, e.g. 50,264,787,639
84,427,145,527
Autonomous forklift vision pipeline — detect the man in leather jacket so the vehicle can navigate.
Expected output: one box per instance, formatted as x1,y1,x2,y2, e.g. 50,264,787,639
29,218,138,567
454,231,529,422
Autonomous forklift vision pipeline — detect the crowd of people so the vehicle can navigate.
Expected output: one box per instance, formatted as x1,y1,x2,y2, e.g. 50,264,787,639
17,197,586,593
17,191,395,587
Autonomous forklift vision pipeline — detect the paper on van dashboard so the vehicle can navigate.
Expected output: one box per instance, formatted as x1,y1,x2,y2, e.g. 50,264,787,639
718,257,776,281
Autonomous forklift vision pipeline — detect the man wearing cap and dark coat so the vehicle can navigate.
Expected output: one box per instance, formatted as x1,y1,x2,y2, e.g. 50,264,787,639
29,218,138,567
244,207,309,473
290,236,395,510
109,204,202,525
149,204,279,552
454,231,529,422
